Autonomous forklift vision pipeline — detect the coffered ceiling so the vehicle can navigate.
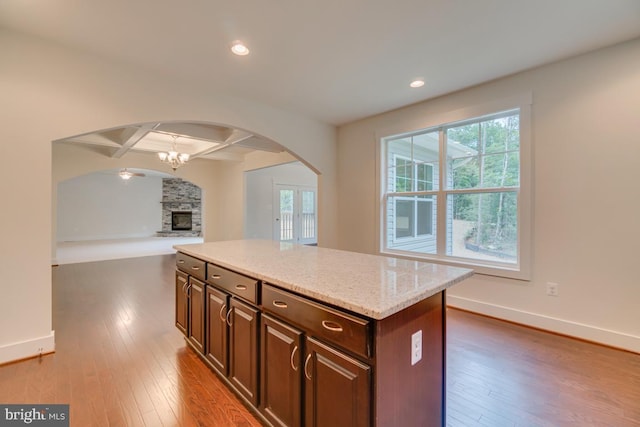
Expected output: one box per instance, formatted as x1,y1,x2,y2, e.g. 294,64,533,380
57,122,286,162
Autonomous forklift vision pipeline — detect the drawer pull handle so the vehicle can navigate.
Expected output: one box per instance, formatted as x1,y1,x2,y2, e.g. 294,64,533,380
181,281,188,295
321,320,343,332
304,354,312,380
178,260,185,264
226,307,234,327
272,300,288,309
211,274,221,279
191,266,200,271
290,346,298,371
235,284,247,291
219,304,227,322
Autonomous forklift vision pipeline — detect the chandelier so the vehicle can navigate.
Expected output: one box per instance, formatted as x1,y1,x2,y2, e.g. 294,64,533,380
158,135,190,170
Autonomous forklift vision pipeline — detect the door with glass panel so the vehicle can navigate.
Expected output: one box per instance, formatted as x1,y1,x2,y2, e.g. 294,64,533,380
274,185,317,244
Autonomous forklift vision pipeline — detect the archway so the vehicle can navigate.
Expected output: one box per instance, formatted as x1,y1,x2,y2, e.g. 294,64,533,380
52,120,319,263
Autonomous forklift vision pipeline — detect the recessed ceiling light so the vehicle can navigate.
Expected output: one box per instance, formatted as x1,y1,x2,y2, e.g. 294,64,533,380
410,79,425,88
231,41,250,56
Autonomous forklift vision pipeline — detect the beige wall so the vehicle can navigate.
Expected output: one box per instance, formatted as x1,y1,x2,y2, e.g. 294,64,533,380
0,29,336,364
337,38,640,352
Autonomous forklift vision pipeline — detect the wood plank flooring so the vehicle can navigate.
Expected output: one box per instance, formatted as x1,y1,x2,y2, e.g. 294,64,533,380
0,255,638,426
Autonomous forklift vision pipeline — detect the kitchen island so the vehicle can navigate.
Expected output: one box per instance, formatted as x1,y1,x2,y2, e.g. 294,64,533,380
174,240,473,427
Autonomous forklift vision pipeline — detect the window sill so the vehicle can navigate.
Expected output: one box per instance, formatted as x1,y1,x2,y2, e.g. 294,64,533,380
380,249,530,281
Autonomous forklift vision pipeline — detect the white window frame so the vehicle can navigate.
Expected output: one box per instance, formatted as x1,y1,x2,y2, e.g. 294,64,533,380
378,94,532,280
390,154,435,241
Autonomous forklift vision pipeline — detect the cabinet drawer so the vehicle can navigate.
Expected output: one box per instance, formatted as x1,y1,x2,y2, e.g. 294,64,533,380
207,263,259,305
262,284,371,358
176,252,206,281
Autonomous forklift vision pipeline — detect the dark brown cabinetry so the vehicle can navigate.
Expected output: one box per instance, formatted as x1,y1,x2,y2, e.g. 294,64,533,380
175,270,188,335
260,314,303,427
206,285,229,375
187,276,206,354
262,284,371,358
261,284,371,427
228,297,260,406
199,261,261,407
175,249,450,427
304,337,371,427
176,252,207,355
176,252,206,281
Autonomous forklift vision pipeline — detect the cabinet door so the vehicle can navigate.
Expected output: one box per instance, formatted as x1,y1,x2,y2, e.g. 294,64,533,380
260,314,303,427
175,271,188,336
229,298,260,406
206,286,229,376
188,276,206,355
304,337,371,427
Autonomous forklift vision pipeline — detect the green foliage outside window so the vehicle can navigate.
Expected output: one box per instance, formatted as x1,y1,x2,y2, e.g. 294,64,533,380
448,114,519,258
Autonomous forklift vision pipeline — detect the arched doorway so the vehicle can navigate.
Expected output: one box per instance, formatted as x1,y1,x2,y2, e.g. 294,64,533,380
52,120,319,263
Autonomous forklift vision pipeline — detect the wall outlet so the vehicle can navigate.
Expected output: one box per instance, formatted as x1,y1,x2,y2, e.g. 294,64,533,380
546,282,559,297
411,330,422,366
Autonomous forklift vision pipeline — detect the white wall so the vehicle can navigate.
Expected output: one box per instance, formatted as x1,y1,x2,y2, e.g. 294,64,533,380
0,29,337,364
57,172,162,241
52,143,221,245
337,37,640,352
245,162,318,239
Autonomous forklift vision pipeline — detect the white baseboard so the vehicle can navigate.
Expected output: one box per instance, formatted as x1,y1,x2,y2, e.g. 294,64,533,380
0,331,55,365
447,295,640,354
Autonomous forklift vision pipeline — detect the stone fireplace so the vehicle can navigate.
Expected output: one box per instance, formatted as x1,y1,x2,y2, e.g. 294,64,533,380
157,178,202,237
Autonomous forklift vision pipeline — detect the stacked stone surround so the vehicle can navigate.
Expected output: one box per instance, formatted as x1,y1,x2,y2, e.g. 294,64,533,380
157,178,202,237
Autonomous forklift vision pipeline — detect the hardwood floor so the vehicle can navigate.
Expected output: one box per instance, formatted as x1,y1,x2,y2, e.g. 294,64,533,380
1,255,638,426
446,310,640,426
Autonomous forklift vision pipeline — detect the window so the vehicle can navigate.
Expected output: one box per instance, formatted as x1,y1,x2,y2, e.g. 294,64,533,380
391,155,434,240
381,102,531,279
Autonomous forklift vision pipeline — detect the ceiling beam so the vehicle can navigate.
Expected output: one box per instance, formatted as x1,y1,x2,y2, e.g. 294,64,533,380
190,129,254,159
156,123,229,141
111,123,160,158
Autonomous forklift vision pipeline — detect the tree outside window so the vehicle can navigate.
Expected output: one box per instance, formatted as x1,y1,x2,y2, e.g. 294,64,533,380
383,110,520,267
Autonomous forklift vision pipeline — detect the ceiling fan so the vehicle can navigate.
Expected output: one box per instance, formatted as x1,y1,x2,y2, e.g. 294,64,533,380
118,168,146,180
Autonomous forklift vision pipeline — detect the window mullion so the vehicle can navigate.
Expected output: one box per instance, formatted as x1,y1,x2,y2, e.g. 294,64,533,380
446,187,519,195
436,129,447,255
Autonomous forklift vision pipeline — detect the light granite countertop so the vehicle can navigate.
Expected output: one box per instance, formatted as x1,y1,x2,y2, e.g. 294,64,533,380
174,240,473,320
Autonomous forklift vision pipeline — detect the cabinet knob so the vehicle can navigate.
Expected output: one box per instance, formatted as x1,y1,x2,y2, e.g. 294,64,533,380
191,266,200,271
178,260,185,264
211,274,221,279
235,284,247,291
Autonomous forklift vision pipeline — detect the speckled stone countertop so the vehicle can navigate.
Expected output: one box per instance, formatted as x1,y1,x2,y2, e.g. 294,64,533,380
174,240,473,320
